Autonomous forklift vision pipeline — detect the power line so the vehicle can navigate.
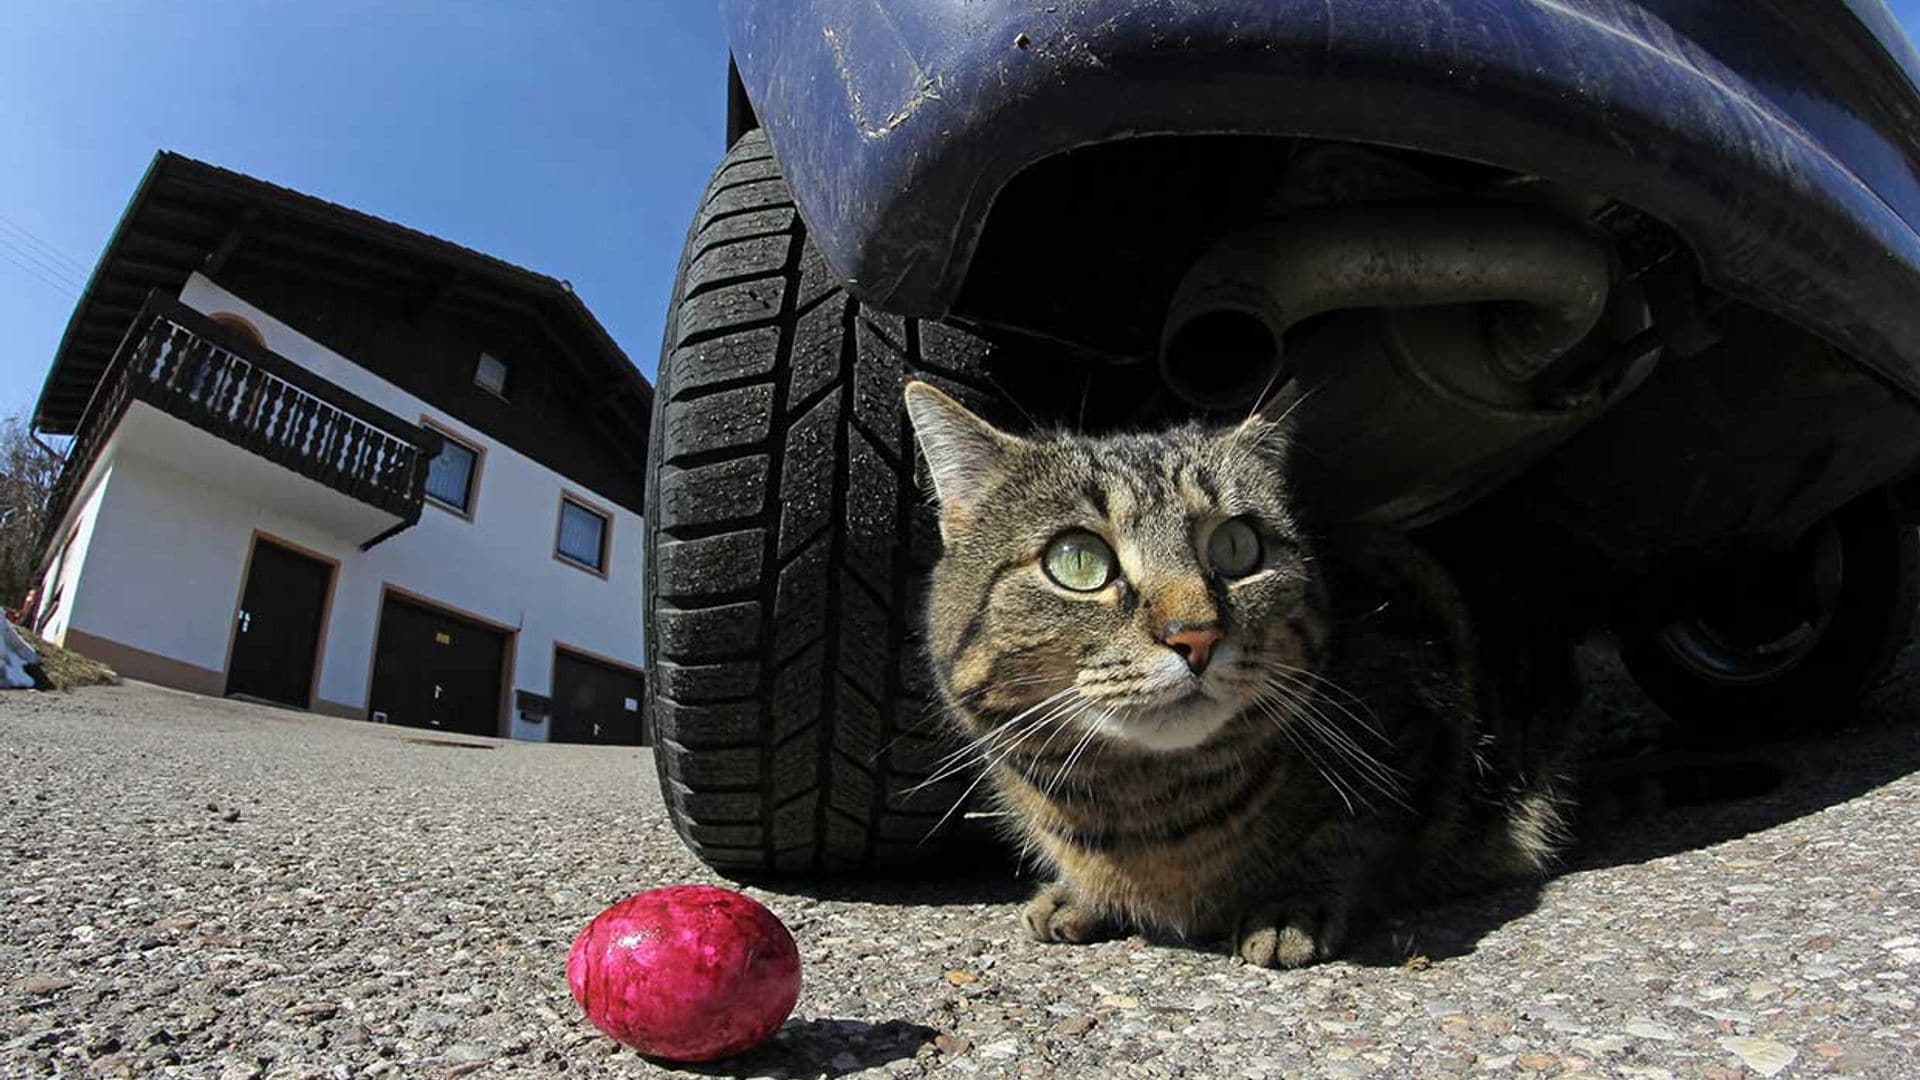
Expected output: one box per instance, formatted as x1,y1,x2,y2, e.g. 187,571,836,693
0,240,81,295
0,216,85,286
0,232,84,292
0,212,88,279
0,243,79,298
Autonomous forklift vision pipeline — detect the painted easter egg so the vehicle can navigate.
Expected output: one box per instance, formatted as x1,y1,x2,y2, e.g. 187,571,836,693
567,885,801,1062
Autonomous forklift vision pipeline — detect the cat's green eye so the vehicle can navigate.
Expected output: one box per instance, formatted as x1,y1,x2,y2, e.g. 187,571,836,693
1043,531,1117,592
1207,516,1264,578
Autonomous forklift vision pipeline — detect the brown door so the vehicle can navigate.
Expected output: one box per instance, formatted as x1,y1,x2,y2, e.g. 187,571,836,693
550,649,646,745
227,538,332,708
367,594,508,737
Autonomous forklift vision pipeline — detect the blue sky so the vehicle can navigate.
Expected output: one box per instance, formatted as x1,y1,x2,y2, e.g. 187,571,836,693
0,2,725,421
6,3,1920,424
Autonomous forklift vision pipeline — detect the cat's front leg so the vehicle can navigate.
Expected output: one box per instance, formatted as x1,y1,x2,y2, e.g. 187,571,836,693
1233,897,1351,968
1023,882,1119,945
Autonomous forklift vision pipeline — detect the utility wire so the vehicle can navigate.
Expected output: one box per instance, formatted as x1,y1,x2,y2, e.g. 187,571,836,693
0,212,88,279
0,242,80,298
0,233,84,293
0,210,87,298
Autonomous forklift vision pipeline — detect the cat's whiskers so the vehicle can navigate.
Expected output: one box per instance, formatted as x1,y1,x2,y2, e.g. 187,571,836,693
1297,713,1411,811
922,690,1092,842
1264,676,1402,785
1239,657,1406,803
1259,672,1413,780
1020,695,1098,776
871,672,1065,766
1259,660,1389,743
1252,695,1363,815
917,687,1084,800
1043,704,1109,797
914,708,1069,797
910,686,1079,793
1256,678,1411,812
1253,683,1386,813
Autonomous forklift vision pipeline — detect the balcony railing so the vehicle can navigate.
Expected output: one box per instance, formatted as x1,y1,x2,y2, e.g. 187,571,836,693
42,295,443,550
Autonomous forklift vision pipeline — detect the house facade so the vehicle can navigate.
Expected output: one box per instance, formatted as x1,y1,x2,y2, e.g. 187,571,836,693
27,153,652,743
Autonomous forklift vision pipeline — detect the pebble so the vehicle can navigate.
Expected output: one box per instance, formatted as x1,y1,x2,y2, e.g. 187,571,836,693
1719,1036,1796,1077
976,1039,1019,1060
18,974,76,996
1623,1018,1681,1041
1053,1014,1098,1037
934,1034,973,1057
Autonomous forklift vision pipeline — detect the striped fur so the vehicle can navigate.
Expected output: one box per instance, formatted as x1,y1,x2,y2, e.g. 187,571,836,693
906,382,1575,967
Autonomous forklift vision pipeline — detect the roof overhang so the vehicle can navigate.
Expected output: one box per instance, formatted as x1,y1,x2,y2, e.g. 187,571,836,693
33,151,649,437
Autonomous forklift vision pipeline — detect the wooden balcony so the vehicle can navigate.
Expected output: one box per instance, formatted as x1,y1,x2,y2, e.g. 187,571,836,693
43,296,443,550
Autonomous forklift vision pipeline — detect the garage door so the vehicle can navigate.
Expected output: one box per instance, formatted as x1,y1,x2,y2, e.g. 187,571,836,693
550,649,646,746
368,593,509,737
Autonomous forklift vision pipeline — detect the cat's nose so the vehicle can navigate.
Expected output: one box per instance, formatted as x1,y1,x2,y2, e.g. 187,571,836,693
1160,622,1222,674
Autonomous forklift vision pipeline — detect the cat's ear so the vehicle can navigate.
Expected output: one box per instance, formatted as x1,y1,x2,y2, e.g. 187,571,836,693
904,380,1016,530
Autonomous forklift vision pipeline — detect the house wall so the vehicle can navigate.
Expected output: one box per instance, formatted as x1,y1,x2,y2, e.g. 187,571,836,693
33,447,117,646
48,274,645,740
54,445,244,694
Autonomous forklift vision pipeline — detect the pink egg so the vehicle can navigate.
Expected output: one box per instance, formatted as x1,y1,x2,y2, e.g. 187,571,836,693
567,885,802,1062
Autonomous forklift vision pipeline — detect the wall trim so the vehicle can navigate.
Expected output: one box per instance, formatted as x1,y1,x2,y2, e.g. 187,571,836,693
63,628,224,697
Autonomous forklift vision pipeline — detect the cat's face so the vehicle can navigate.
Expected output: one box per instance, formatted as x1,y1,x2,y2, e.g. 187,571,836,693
906,382,1325,753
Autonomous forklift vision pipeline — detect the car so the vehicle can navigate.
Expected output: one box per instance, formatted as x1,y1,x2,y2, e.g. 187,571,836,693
643,0,1920,875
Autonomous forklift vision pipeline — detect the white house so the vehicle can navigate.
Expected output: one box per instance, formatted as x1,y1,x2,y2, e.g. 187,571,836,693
25,153,652,743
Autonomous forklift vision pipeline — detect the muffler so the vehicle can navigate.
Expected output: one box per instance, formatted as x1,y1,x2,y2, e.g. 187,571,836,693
1159,201,1614,409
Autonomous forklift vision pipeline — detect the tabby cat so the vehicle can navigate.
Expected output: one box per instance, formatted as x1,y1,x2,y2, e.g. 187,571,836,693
903,380,1574,967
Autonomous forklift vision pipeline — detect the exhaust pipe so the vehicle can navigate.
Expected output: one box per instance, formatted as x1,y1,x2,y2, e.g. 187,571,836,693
1160,201,1613,408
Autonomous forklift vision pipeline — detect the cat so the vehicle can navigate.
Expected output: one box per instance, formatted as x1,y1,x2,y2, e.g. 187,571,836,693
902,379,1575,967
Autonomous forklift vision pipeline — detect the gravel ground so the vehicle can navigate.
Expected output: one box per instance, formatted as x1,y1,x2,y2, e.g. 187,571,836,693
3,650,1918,1079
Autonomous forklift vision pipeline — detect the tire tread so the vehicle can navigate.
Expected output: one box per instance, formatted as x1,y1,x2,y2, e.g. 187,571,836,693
644,130,1009,874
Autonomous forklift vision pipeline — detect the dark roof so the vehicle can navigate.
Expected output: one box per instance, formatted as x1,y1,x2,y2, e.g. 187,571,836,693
33,151,650,435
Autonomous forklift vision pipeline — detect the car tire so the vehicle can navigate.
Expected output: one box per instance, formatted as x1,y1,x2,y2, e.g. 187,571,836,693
643,130,1022,874
1617,490,1919,737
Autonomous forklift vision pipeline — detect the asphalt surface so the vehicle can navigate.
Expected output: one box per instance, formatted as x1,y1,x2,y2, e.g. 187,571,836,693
3,648,1918,1079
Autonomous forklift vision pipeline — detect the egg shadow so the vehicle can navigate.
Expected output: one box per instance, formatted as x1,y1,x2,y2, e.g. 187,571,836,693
664,1018,939,1077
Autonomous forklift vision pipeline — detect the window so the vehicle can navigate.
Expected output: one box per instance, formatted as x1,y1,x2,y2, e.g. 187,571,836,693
424,435,480,515
556,496,610,573
474,352,510,397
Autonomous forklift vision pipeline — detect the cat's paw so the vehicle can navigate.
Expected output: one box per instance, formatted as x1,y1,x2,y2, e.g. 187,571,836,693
1023,883,1116,945
1233,901,1348,968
